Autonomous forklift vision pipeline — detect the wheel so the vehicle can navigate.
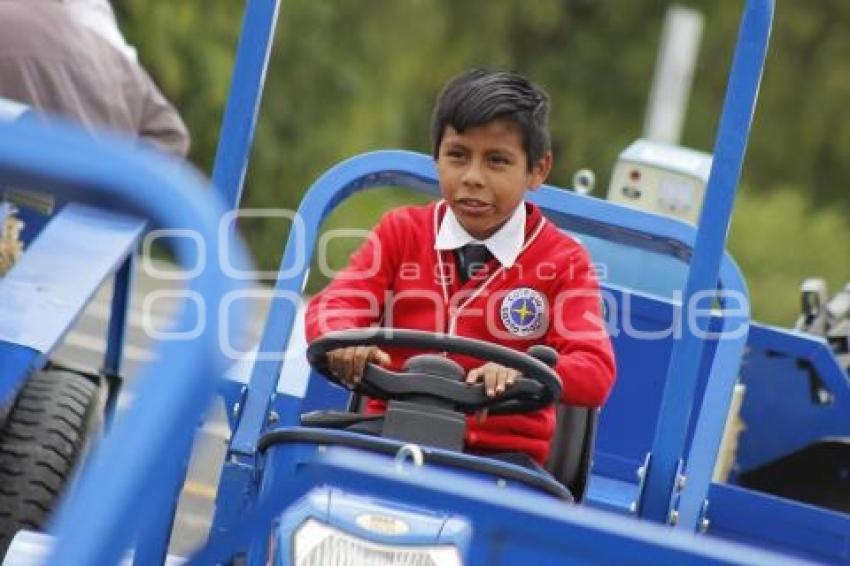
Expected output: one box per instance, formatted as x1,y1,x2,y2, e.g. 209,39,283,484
0,369,101,557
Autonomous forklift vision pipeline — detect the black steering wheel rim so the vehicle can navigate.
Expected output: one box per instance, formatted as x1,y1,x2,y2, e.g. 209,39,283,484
307,328,562,414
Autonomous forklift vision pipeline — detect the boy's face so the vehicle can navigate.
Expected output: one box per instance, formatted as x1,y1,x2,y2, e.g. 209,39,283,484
436,119,551,240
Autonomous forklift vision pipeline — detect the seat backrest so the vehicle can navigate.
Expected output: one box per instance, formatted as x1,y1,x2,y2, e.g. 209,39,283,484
546,405,599,502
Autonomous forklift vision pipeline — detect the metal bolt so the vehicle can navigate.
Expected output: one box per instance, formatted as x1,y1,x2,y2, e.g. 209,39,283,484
699,518,710,533
394,444,424,472
676,474,687,491
628,502,638,514
317,445,327,453
267,411,279,424
232,402,241,419
636,466,646,480
669,510,679,526
496,479,507,488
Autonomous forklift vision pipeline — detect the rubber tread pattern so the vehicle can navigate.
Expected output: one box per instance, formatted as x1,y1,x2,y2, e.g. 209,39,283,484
0,370,99,557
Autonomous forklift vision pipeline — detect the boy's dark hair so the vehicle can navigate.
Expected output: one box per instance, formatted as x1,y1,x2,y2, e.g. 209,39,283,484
431,69,551,171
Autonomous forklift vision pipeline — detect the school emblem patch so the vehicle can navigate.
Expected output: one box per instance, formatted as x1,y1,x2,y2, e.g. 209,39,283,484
500,287,546,337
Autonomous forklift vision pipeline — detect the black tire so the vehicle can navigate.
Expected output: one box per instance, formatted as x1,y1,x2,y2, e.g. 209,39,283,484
0,369,101,557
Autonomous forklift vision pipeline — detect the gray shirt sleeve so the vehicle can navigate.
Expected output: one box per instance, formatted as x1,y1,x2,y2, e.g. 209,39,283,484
135,66,191,157
0,1,191,158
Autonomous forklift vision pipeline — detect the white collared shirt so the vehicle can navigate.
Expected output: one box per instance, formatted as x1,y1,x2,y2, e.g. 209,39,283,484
434,202,526,268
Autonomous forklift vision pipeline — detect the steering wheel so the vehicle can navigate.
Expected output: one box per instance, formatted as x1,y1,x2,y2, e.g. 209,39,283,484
306,328,562,415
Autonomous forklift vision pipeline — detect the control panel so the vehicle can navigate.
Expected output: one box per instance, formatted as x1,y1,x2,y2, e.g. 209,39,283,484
607,139,712,225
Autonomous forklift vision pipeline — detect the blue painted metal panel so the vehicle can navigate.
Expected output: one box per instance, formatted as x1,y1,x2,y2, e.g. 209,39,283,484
0,204,143,354
103,256,134,377
677,311,749,528
102,255,135,426
0,203,144,406
227,152,439,458
208,455,259,547
0,343,46,408
707,483,850,564
593,286,677,483
0,116,253,566
640,0,773,523
586,474,640,515
0,204,143,350
198,443,809,565
586,283,745,525
228,149,749,444
218,148,754,536
132,426,197,566
211,0,282,209
0,0,799,562
737,322,850,472
572,234,689,300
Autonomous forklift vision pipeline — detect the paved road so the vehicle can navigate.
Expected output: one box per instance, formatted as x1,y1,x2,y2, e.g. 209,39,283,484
52,259,267,558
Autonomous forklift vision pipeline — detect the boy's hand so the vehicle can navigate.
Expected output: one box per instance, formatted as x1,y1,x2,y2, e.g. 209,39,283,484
466,362,521,397
325,346,391,388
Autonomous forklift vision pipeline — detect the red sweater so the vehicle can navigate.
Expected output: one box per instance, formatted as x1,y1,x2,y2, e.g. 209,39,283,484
305,201,616,463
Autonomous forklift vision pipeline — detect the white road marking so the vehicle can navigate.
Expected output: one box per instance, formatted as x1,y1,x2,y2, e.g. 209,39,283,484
83,297,176,330
62,331,158,362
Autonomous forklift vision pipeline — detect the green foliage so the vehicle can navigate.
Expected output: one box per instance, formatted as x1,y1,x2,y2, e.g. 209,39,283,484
115,0,848,327
729,186,850,325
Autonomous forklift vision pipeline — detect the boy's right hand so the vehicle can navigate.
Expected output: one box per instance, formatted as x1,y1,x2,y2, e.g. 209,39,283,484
325,346,391,388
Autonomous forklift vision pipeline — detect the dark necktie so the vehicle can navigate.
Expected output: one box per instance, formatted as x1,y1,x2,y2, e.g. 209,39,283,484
457,243,493,283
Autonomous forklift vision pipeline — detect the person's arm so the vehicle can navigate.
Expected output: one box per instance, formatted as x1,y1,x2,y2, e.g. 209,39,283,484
63,0,190,156
304,213,399,340
137,67,190,157
546,246,616,406
304,211,404,384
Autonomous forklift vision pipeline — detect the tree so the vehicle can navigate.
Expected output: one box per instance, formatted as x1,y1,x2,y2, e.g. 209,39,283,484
116,0,849,323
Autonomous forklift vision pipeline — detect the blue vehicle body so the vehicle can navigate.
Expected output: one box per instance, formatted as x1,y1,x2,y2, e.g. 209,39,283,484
0,115,253,565
0,0,848,564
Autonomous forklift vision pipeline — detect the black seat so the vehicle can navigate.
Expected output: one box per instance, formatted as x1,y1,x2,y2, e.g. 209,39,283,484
544,405,599,502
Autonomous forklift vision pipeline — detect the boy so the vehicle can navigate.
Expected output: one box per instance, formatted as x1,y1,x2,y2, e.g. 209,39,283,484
305,69,615,468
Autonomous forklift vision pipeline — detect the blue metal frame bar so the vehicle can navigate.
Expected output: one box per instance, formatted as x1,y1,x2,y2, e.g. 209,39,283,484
228,150,753,456
0,116,254,566
132,426,197,566
639,0,774,523
228,152,437,457
199,445,807,565
211,0,282,209
214,149,754,541
707,483,850,563
0,202,144,403
103,255,134,376
676,309,749,528
102,254,135,427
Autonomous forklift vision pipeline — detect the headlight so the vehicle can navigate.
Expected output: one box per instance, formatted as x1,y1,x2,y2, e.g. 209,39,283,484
293,518,462,566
